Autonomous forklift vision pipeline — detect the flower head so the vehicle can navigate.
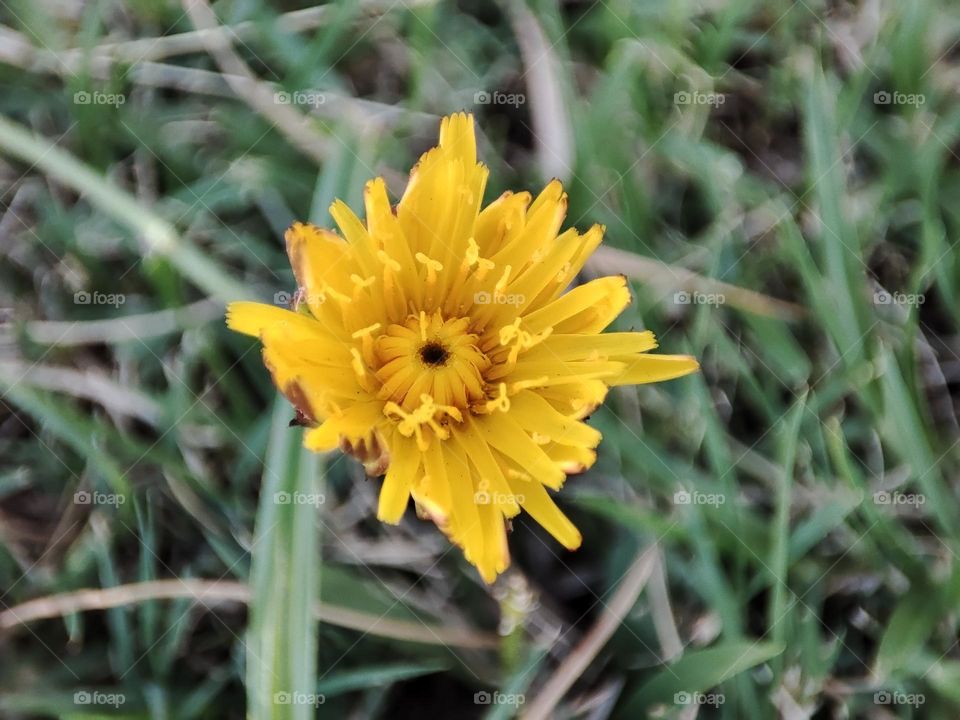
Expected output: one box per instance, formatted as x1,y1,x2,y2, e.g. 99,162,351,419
228,113,698,582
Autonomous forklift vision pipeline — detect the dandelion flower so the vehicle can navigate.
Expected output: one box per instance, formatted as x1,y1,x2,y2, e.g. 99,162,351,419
227,112,698,582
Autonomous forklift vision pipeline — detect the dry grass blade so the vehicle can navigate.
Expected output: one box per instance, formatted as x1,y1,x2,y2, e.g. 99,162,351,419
647,549,683,662
0,361,162,424
509,3,574,182
16,298,221,346
523,545,658,720
0,579,499,650
588,245,807,322
181,0,331,166
0,1,436,74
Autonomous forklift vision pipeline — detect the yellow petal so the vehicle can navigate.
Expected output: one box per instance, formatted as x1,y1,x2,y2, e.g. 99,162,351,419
258,316,362,410
505,360,626,386
542,442,597,474
226,301,309,338
474,190,531,257
443,440,484,566
520,331,657,363
507,390,602,448
330,199,378,275
377,434,420,523
451,424,520,518
362,177,419,316
512,224,604,312
522,275,630,335
263,345,362,409
398,113,487,293
537,380,608,419
228,302,358,418
284,222,362,327
475,500,509,584
507,475,581,551
470,414,565,490
608,354,700,385
416,437,452,522
490,180,566,275
439,111,477,167
303,402,385,451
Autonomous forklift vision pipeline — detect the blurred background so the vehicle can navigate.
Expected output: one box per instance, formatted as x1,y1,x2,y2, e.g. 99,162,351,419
0,0,958,718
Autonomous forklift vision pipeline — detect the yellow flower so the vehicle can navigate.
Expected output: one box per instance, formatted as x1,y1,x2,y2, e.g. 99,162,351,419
227,112,698,582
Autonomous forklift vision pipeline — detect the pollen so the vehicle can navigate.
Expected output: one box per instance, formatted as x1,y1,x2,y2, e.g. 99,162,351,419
385,395,463,451
415,252,443,284
484,383,510,413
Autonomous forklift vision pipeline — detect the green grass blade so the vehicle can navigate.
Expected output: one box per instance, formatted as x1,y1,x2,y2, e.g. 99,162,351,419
614,641,785,717
245,398,322,719
0,114,249,302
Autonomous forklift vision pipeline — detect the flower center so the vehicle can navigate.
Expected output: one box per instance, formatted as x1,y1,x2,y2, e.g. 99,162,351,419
374,311,490,413
418,341,450,367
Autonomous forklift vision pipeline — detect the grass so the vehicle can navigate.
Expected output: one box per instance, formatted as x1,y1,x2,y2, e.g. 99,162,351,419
1,0,959,717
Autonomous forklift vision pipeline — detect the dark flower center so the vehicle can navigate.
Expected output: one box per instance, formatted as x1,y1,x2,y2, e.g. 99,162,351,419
419,341,450,367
